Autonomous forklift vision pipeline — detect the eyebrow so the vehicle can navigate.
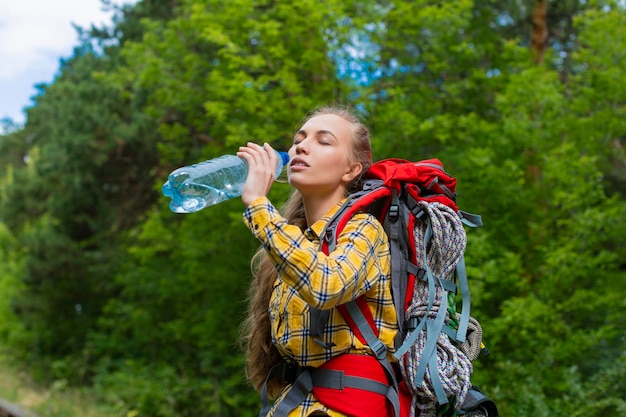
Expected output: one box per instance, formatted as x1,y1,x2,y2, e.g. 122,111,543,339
294,129,338,141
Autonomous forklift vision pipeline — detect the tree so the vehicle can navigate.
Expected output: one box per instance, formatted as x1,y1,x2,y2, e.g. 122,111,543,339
0,0,173,375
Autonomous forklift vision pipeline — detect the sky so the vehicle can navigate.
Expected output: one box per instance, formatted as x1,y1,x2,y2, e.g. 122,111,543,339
0,0,137,128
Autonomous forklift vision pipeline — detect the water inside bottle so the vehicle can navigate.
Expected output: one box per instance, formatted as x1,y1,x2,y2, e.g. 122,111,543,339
162,180,230,213
177,183,229,213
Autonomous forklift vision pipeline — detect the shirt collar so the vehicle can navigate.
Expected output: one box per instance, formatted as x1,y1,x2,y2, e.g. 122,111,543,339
306,198,348,240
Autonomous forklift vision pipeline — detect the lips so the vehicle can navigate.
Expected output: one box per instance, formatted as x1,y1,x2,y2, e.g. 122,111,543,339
290,157,309,167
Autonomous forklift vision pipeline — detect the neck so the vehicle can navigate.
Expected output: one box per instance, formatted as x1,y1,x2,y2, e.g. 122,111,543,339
301,188,347,227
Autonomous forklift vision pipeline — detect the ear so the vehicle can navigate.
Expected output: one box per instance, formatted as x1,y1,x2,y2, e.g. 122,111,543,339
342,162,363,183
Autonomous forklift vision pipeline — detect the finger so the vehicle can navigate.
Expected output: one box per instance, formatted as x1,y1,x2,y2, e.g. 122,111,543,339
246,142,266,157
236,150,253,165
236,147,256,165
245,142,276,175
238,143,264,166
238,144,272,177
244,142,270,167
261,143,280,178
263,143,277,163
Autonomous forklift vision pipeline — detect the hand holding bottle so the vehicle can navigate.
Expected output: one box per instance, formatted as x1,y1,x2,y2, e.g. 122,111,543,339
237,142,283,206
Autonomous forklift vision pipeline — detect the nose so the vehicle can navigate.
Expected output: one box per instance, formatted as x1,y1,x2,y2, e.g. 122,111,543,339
294,139,309,155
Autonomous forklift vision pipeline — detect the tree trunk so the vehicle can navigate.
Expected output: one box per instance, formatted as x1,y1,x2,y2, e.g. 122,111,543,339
531,0,548,64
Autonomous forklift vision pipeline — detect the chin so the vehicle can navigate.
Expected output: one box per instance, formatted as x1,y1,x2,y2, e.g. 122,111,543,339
289,180,316,194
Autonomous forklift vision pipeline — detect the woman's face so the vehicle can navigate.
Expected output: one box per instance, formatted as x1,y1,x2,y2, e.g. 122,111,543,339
287,114,360,197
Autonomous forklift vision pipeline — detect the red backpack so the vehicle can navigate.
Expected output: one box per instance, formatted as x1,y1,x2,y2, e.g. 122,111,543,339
260,159,498,417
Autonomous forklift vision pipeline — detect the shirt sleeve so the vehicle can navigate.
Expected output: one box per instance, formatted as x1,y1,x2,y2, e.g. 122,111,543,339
243,196,387,310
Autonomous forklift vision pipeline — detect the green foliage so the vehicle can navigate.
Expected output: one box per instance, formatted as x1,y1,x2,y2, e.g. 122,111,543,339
0,49,161,365
86,201,260,398
0,222,25,346
0,0,624,415
92,359,243,417
112,0,360,169
570,351,626,416
0,0,165,377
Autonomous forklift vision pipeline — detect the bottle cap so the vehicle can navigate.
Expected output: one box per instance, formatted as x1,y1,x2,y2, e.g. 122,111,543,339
278,151,289,167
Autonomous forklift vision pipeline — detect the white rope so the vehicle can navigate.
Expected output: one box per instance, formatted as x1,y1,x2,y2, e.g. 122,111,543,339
399,202,473,417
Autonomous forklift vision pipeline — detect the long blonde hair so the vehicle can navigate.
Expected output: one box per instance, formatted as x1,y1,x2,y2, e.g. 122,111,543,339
239,106,372,395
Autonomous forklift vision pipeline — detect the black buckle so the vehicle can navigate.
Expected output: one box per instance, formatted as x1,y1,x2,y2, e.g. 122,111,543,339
411,205,425,219
416,268,426,281
281,362,302,384
405,317,419,331
388,189,400,222
388,204,399,221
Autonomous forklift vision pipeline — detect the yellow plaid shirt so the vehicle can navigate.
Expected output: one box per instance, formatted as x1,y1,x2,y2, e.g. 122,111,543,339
243,196,398,417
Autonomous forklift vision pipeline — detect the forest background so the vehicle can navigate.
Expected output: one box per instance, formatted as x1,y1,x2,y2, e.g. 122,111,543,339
0,0,624,416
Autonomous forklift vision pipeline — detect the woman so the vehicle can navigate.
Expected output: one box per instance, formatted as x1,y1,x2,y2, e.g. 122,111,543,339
237,107,399,417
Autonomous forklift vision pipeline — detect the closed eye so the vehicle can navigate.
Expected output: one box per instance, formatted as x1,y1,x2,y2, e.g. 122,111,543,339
293,134,304,145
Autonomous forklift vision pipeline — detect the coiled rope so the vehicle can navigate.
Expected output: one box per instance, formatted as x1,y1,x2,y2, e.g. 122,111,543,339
400,202,473,417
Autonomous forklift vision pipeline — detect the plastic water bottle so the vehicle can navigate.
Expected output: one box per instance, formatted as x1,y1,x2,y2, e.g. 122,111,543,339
162,151,290,213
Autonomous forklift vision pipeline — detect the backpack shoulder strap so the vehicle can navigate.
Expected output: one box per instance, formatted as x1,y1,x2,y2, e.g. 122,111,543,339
310,182,392,340
338,298,385,359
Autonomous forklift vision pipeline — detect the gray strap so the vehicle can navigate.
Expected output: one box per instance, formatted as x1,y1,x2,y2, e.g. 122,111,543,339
311,369,390,395
387,198,412,342
412,291,447,383
319,371,401,417
310,308,336,349
442,323,459,340
258,364,277,417
394,219,451,406
406,261,420,277
455,256,471,343
270,370,314,417
310,308,330,338
394,220,437,359
397,199,414,328
459,210,483,228
437,182,456,200
259,362,303,417
311,367,400,417
344,301,387,360
342,302,401,417
394,317,457,352
412,271,449,385
262,364,402,417
440,277,457,293
393,311,428,359
427,322,449,405
320,183,384,253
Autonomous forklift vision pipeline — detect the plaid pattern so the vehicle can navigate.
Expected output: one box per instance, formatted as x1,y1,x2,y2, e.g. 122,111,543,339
244,197,398,417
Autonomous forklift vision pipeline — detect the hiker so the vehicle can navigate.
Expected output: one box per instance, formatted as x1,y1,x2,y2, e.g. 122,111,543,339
237,107,499,417
238,106,399,417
